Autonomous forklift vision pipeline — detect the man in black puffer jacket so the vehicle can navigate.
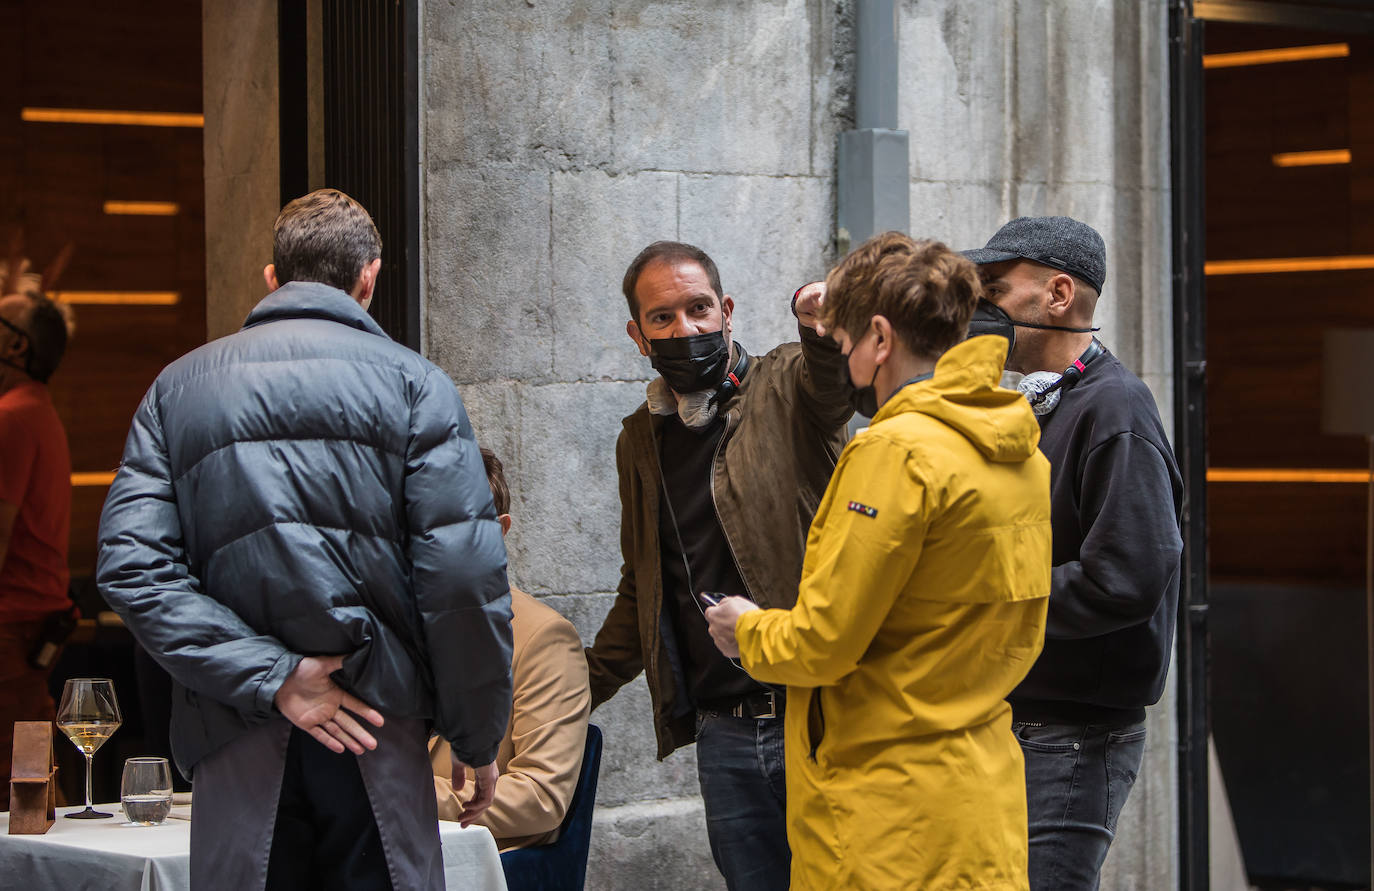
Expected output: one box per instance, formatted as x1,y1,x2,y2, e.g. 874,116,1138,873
97,189,512,891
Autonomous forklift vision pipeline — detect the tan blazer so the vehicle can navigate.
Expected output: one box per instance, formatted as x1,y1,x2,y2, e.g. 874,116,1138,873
430,588,591,850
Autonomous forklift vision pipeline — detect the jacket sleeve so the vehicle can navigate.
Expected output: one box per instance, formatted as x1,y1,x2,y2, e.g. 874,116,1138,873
1045,431,1183,640
97,388,299,717
736,435,924,687
479,612,591,839
584,431,647,708
408,368,514,767
794,321,854,433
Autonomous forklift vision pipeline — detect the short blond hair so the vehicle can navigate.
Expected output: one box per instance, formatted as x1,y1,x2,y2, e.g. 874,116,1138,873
821,232,981,358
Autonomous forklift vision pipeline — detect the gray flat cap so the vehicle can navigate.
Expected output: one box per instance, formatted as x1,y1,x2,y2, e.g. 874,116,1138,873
962,216,1107,294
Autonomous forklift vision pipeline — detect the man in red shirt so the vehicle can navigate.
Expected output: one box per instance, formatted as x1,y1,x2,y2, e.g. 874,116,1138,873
0,288,73,787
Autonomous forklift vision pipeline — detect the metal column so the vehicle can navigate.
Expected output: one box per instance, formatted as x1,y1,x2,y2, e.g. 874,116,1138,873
837,0,909,251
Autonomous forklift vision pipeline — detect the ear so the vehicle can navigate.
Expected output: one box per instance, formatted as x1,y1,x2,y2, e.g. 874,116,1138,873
1045,272,1076,319
871,314,895,365
263,264,280,292
720,294,735,335
498,514,512,536
353,258,383,307
626,319,651,357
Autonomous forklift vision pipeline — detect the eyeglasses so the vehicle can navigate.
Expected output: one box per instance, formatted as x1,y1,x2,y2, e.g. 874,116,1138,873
0,314,32,374
0,313,29,345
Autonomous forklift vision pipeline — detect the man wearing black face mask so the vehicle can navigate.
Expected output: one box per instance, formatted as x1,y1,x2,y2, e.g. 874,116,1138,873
0,283,74,791
584,240,851,891
963,216,1184,891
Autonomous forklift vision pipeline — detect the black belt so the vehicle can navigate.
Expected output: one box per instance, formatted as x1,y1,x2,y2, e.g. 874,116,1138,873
705,690,783,720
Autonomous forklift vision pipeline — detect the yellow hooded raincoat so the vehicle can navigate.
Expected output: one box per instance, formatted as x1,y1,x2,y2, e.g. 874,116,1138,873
735,335,1052,890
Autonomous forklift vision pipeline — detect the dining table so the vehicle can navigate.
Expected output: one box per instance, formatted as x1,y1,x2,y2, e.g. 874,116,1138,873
0,801,509,890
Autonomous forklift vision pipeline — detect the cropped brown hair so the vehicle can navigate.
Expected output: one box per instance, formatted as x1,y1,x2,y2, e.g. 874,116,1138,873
480,447,511,515
272,189,382,293
621,241,723,322
820,232,981,359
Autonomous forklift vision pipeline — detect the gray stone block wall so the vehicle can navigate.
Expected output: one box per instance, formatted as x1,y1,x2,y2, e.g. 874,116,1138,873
420,1,1175,888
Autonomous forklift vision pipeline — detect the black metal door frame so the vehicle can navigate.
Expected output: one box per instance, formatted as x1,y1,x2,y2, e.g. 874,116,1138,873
278,0,421,351
1168,5,1208,890
1172,4,1374,890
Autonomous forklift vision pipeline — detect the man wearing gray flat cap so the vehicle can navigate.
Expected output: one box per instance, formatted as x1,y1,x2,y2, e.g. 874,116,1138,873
963,216,1183,890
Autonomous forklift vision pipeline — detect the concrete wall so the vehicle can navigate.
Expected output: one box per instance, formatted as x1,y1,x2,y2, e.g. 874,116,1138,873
417,1,1176,888
202,0,280,341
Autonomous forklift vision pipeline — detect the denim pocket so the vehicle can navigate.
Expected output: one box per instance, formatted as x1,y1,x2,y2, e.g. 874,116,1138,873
1107,726,1147,745
1104,725,1147,833
1012,721,1083,754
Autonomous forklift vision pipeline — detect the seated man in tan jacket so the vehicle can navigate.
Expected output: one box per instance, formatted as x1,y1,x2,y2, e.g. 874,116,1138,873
430,448,592,850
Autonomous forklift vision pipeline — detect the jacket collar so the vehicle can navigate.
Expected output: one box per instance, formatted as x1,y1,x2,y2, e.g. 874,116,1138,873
241,281,391,339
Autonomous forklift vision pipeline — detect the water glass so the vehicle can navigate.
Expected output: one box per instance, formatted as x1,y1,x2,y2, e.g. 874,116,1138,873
121,757,173,825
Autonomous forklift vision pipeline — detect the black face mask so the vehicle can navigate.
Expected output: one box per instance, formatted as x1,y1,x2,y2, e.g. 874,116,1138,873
967,299,1017,356
647,330,731,393
838,346,880,418
965,298,1101,360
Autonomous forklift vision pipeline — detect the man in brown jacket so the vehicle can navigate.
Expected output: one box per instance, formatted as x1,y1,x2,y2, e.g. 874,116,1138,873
584,241,852,891
431,449,592,850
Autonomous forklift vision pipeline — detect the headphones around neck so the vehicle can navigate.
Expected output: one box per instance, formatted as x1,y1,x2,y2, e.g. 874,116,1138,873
1020,338,1105,415
711,344,751,406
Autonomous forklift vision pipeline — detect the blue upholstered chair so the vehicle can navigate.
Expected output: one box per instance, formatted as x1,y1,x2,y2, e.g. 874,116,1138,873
499,723,603,891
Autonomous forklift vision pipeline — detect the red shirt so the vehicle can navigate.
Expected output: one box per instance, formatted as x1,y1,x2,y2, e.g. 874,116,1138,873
0,381,72,621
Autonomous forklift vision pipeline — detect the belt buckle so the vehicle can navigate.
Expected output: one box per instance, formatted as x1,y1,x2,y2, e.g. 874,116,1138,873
756,692,777,719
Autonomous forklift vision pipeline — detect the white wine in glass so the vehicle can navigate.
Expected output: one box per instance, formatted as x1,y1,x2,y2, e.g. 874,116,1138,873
56,678,122,819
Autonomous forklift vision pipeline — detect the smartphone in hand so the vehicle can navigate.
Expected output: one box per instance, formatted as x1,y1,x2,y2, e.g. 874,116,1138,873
697,591,725,609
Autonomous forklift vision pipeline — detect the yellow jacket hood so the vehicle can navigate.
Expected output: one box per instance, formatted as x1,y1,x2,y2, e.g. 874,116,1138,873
871,334,1040,464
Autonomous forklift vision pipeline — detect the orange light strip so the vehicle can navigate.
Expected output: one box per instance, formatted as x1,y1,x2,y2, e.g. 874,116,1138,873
1272,149,1351,168
1208,468,1371,483
1205,255,1374,276
21,107,203,128
49,291,181,306
103,200,180,216
71,472,116,487
1202,43,1350,69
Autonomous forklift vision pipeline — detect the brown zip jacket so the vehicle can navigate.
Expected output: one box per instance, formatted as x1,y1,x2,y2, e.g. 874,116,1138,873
585,323,852,759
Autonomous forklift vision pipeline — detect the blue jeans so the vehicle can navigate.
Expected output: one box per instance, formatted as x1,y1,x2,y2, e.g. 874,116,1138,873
1015,720,1148,891
695,711,791,891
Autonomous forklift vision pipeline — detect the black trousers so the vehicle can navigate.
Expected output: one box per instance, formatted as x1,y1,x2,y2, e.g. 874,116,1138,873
265,728,393,890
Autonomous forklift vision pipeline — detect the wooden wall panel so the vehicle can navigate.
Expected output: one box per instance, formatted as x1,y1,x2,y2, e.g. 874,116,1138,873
1206,24,1374,589
0,0,206,578
19,0,202,113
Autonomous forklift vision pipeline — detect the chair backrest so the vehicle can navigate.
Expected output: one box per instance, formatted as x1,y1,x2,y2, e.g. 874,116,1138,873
557,724,602,871
499,723,603,891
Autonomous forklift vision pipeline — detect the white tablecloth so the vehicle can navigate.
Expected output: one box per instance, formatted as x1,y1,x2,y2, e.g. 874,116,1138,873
0,804,507,891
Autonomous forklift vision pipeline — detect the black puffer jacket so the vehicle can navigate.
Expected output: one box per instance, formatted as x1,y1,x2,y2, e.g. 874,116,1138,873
97,282,512,775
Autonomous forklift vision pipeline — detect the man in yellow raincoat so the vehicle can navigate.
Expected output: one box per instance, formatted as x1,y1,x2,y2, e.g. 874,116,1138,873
707,232,1052,890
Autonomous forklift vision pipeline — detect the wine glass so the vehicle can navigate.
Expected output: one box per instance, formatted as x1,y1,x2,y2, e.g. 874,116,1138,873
121,757,173,825
56,678,122,819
